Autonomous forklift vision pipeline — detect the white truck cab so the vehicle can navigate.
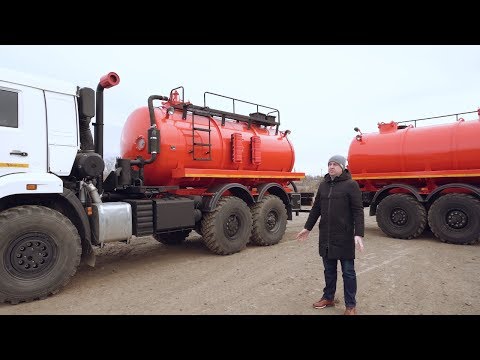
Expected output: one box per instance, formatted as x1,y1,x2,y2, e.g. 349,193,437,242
0,68,79,194
0,68,123,304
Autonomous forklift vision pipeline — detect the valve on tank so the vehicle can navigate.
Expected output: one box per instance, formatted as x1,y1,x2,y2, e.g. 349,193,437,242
354,127,363,141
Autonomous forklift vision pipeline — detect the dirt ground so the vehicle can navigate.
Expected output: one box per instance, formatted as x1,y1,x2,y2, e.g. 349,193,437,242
1,209,479,315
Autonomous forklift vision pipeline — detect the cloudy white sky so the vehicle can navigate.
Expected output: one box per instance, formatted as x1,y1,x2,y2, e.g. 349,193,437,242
1,45,479,176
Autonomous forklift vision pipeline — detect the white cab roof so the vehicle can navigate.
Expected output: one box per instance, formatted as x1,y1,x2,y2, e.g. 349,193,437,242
0,67,78,96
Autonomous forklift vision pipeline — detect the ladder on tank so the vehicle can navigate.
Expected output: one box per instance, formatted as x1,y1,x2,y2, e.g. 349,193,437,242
169,86,212,161
191,111,212,161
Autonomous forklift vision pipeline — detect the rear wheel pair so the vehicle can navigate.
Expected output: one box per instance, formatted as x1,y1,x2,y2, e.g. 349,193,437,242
199,195,288,255
376,193,480,245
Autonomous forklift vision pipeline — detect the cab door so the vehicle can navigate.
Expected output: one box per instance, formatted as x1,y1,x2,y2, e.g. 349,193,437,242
0,82,47,177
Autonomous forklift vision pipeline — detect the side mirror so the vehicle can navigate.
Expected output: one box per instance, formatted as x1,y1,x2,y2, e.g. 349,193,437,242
78,87,95,118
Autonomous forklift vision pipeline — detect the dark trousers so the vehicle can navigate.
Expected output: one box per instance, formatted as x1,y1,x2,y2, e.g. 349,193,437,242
321,256,357,308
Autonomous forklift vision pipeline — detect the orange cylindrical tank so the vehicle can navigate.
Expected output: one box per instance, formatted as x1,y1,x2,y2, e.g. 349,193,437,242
348,117,480,186
120,104,296,187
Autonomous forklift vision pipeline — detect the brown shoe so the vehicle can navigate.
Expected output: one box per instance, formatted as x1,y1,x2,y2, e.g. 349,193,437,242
344,307,357,315
313,298,335,309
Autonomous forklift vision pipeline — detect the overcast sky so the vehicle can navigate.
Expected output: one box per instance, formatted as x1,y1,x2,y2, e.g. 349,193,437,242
1,45,480,176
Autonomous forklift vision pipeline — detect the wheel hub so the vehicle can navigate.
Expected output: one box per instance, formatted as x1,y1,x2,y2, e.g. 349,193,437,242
6,233,55,278
391,208,408,226
265,210,279,231
446,209,467,229
225,214,240,237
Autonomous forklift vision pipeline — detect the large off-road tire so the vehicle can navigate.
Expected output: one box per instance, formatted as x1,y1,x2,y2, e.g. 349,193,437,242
0,205,82,304
250,195,287,246
428,194,480,245
153,230,192,245
376,194,427,239
201,197,252,255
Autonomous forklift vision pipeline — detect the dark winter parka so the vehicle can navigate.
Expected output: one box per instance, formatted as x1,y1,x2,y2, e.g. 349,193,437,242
304,169,364,260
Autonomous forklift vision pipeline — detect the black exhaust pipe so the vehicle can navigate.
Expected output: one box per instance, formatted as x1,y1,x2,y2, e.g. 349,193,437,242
94,72,120,194
95,72,120,158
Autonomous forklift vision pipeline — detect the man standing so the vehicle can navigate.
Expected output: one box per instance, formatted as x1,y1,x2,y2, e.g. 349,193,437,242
296,155,364,315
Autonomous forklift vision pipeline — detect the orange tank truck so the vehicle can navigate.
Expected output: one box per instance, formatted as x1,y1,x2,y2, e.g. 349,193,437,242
0,69,315,304
348,110,480,245
106,87,313,255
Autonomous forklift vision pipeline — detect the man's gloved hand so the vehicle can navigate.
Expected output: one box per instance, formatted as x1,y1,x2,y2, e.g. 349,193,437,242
354,236,364,252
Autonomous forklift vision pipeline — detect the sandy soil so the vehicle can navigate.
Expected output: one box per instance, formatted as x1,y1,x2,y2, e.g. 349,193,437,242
1,209,479,315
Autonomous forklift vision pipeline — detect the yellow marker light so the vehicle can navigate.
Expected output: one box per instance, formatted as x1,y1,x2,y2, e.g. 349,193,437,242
26,184,37,190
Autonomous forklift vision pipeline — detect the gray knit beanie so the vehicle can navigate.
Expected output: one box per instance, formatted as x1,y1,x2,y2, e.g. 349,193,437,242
328,154,347,170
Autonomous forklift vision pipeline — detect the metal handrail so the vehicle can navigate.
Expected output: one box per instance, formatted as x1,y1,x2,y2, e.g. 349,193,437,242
203,91,280,133
397,110,477,127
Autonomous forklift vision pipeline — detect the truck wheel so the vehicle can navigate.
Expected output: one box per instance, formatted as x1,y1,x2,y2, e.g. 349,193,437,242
201,197,252,255
153,230,192,245
250,195,287,246
0,205,82,304
428,194,480,245
376,194,427,239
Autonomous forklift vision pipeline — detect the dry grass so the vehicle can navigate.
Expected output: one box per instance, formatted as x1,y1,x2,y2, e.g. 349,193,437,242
293,175,322,193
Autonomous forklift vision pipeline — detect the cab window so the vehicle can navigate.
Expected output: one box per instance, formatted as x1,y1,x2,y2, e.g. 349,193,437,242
0,89,18,128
